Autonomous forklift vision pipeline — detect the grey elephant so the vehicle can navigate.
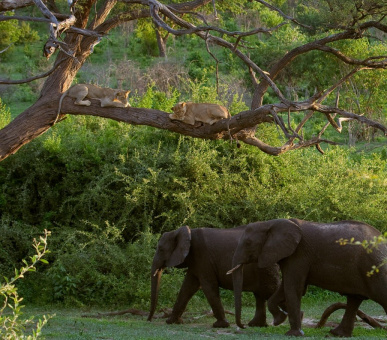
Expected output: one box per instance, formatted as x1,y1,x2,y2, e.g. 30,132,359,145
147,225,287,328
228,218,387,337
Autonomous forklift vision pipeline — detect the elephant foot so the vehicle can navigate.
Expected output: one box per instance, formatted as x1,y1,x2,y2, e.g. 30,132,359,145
329,327,352,338
248,318,268,327
212,319,230,328
166,316,184,324
273,310,288,326
285,329,304,336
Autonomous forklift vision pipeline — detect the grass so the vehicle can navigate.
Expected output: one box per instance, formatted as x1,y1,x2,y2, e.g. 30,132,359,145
24,296,386,339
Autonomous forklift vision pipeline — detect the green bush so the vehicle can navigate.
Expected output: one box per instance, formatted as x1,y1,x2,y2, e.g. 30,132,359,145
0,85,386,308
0,230,52,339
0,99,11,129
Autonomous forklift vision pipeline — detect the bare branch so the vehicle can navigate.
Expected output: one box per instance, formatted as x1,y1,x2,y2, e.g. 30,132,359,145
239,134,340,156
32,0,59,26
0,44,13,54
317,105,387,135
0,58,69,84
88,0,118,30
317,302,387,330
205,31,220,94
295,111,314,135
0,0,34,11
316,45,387,69
142,0,292,106
270,108,291,138
253,0,313,29
317,67,373,105
0,14,53,23
252,20,387,108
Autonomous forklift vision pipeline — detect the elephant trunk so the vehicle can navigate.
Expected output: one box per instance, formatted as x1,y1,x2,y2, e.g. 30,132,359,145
232,264,245,329
148,263,163,321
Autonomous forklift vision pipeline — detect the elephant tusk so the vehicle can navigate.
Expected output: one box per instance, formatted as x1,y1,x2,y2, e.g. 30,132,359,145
226,264,242,275
153,268,162,277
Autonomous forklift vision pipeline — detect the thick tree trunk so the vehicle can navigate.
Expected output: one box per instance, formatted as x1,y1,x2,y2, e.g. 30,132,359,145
0,97,58,160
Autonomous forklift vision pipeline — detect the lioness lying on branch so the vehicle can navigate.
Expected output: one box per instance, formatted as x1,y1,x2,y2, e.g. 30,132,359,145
170,101,235,144
56,84,131,124
170,102,230,126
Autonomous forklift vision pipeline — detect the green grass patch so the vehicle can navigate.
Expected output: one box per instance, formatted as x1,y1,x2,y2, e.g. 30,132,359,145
27,296,386,339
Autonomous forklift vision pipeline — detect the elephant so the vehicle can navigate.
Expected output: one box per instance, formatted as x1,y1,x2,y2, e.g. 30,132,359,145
228,218,387,337
147,225,287,328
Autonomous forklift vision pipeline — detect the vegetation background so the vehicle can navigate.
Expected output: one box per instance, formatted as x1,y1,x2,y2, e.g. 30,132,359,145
0,1,386,337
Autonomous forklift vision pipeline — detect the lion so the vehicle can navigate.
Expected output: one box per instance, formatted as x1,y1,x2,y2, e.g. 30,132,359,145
169,102,230,125
55,84,130,124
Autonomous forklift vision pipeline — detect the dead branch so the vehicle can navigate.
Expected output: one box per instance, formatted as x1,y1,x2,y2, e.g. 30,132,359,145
316,302,386,330
81,308,150,318
192,309,235,320
317,105,387,135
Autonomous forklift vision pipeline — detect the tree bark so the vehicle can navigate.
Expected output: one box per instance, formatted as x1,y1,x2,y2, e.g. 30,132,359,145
0,0,34,11
155,28,167,58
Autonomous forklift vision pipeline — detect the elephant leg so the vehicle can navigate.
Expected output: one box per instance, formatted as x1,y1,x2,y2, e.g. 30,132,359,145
283,275,306,336
330,295,363,337
267,282,288,326
167,272,200,324
200,281,229,328
248,293,268,327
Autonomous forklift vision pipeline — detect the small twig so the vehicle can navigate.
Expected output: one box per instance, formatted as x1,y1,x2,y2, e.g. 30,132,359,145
294,110,314,134
211,0,218,19
205,31,220,95
270,108,291,138
0,43,13,54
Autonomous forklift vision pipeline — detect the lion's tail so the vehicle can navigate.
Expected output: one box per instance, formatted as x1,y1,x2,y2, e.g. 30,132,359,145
53,89,69,126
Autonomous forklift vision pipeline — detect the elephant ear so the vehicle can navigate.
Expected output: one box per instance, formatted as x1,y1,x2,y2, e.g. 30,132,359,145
166,225,191,267
258,219,302,268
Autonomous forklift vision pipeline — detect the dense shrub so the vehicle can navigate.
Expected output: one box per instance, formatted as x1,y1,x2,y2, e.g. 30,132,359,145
0,112,386,308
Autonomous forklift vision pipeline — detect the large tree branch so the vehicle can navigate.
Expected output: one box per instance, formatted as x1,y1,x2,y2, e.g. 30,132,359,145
88,0,118,30
0,0,34,11
252,21,387,108
315,45,387,69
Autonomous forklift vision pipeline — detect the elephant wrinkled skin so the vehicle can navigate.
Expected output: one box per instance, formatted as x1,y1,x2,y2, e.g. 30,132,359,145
230,218,387,337
148,225,286,328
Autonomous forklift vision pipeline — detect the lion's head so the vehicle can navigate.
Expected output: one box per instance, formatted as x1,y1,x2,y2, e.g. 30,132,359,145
170,102,187,120
114,90,131,107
